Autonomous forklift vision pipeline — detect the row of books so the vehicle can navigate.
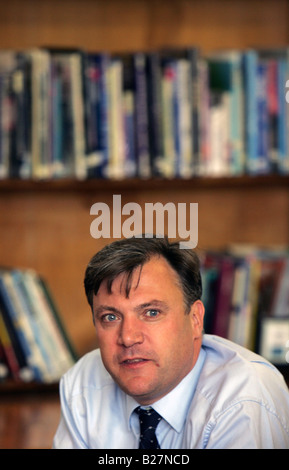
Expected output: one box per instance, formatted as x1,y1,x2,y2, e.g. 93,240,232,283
201,246,289,366
0,45,289,181
0,267,77,384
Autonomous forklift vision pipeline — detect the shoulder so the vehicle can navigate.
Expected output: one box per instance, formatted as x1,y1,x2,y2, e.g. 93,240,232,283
60,348,114,399
198,335,289,417
186,335,289,447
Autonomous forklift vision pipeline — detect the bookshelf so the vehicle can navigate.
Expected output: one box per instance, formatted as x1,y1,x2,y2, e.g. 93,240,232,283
0,0,289,369
0,0,288,452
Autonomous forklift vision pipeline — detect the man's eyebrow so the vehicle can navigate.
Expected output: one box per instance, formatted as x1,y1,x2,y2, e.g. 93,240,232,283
94,300,169,317
133,300,169,312
94,305,121,317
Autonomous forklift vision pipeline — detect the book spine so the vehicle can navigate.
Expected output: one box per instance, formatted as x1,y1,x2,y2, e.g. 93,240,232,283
146,52,164,177
256,62,270,174
23,269,76,382
107,58,125,179
38,276,77,362
277,58,289,173
123,90,136,178
0,272,35,381
70,52,87,180
230,55,245,175
175,59,193,178
30,49,52,180
188,47,201,176
84,53,110,178
134,53,151,178
266,59,279,172
198,59,210,175
0,311,21,380
242,50,258,175
160,58,176,178
0,75,11,179
212,256,236,338
10,270,53,382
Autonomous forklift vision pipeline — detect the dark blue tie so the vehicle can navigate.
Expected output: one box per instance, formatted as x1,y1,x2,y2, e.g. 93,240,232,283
137,407,162,449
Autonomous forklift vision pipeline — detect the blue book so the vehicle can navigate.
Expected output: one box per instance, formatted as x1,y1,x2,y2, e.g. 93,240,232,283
146,51,164,177
277,56,289,174
256,62,270,174
0,271,38,381
242,50,259,174
83,52,110,178
134,52,151,178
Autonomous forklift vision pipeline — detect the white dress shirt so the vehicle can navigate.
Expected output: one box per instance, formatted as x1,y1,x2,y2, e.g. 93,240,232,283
53,335,289,449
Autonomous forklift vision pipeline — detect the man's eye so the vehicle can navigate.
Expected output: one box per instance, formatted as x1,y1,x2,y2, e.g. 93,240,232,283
102,313,118,323
145,309,159,318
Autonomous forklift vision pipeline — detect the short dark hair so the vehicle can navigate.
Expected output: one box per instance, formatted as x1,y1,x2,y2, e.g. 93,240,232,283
84,236,202,314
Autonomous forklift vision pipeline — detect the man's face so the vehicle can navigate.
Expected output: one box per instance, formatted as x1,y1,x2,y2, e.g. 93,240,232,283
92,255,204,405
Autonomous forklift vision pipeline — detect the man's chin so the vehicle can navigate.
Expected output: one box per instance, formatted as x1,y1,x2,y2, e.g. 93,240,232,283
117,375,159,405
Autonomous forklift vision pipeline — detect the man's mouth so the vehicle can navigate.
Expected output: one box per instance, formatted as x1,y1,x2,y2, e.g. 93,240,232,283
120,358,150,366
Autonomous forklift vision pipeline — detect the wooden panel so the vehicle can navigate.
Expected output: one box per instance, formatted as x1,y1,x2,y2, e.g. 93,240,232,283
0,391,60,449
0,0,287,52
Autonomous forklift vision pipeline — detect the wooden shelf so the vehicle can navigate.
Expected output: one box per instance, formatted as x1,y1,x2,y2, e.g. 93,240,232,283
1,174,289,193
0,380,59,395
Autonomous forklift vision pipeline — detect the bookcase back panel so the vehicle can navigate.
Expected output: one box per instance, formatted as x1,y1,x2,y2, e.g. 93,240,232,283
0,0,287,52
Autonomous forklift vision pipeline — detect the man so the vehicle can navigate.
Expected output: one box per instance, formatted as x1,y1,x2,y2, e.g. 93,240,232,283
53,236,289,448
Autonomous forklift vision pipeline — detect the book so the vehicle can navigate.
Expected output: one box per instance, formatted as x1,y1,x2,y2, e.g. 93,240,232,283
19,269,77,382
211,254,236,338
201,247,289,365
133,52,151,178
0,307,23,380
159,47,201,178
242,49,259,175
201,253,220,334
259,318,289,365
257,47,289,174
0,50,31,180
207,50,245,176
47,48,87,180
0,339,9,381
145,51,164,177
114,52,137,178
0,267,77,384
28,48,52,180
158,53,179,178
0,270,36,382
83,52,110,178
271,257,289,317
106,56,126,179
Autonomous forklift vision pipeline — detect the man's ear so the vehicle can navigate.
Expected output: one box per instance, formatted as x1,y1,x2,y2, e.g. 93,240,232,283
189,300,205,338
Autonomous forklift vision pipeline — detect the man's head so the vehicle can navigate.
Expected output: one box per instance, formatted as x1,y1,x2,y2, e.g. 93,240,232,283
84,236,204,405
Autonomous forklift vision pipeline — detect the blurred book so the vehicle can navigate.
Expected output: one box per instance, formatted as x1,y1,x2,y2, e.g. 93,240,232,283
0,267,77,385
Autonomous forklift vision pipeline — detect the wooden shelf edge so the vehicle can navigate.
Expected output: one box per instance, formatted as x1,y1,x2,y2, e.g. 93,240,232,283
0,174,289,193
0,380,59,395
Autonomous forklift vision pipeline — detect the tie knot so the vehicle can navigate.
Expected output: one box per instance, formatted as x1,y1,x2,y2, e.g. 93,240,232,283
136,407,162,449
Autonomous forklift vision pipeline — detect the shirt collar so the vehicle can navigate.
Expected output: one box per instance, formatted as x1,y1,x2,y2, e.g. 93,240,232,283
125,347,206,434
152,348,206,432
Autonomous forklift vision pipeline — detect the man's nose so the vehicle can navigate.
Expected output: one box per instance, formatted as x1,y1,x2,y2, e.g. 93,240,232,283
117,316,144,348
